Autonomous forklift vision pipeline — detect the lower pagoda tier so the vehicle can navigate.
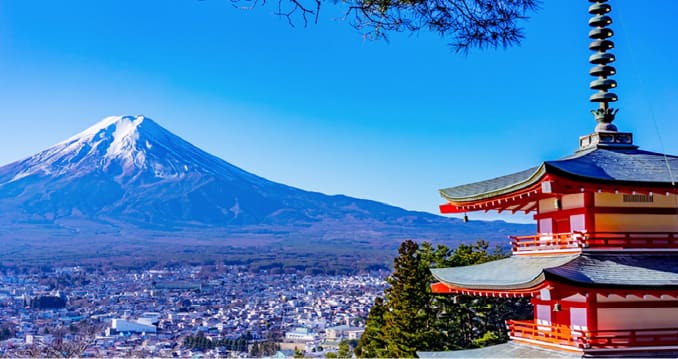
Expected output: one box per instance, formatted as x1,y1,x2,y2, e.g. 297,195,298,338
431,253,678,355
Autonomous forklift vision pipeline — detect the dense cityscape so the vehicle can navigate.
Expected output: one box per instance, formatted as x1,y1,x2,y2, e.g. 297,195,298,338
0,264,387,357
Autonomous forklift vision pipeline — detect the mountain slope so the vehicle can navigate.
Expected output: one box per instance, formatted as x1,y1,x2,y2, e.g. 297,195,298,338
0,115,533,249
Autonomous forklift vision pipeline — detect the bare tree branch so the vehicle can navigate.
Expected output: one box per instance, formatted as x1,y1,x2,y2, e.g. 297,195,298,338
226,0,540,52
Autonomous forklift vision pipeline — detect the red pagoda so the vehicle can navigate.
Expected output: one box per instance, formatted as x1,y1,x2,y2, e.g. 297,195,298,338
424,0,678,357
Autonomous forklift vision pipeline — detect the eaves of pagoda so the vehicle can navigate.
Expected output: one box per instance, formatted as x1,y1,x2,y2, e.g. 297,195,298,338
439,147,678,214
431,253,678,296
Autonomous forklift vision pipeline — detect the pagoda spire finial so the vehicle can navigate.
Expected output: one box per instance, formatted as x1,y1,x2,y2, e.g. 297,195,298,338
588,0,619,132
579,0,635,151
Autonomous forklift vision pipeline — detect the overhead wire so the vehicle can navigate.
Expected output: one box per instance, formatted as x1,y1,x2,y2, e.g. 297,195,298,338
615,3,676,188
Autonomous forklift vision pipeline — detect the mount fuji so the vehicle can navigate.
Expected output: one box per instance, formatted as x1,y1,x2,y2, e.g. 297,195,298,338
0,115,531,260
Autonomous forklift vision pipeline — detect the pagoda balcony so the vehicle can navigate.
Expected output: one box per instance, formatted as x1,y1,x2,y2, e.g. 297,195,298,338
506,320,585,350
511,232,678,253
507,320,678,351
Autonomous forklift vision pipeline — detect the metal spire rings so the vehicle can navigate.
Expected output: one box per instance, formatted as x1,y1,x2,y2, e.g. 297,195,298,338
588,0,619,131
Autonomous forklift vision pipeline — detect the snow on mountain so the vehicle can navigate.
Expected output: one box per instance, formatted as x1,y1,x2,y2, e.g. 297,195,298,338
6,115,265,183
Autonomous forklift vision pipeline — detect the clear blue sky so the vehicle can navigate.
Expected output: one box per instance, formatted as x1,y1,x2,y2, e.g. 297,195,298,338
0,1,676,222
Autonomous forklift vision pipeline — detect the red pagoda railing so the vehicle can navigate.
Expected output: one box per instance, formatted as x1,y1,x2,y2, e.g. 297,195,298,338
510,232,585,252
507,320,678,350
511,232,678,253
585,232,678,249
506,320,585,348
583,328,678,349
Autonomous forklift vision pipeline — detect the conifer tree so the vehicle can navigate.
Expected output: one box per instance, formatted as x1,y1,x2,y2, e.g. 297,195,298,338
337,340,351,358
381,240,432,357
355,297,387,358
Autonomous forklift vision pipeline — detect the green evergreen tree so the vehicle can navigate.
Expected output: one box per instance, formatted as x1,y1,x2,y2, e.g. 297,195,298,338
417,241,453,350
337,340,351,358
355,297,386,358
381,240,432,357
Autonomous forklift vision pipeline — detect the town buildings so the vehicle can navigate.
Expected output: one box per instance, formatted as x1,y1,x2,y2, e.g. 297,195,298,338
0,265,385,357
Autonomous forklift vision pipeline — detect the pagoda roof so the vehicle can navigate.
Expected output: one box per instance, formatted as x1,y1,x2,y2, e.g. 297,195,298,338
546,253,678,288
432,253,678,292
418,341,582,358
418,341,678,358
439,166,543,203
440,147,678,204
549,147,678,185
430,254,578,290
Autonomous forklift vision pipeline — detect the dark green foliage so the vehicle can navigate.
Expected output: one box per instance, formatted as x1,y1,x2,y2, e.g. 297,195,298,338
183,333,249,352
337,340,351,358
356,240,532,357
355,297,387,357
382,240,436,357
184,332,212,351
30,295,66,309
249,341,280,357
0,324,14,341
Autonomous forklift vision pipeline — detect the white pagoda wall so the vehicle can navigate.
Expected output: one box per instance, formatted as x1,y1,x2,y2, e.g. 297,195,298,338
595,214,678,232
537,194,588,234
597,308,678,330
594,193,678,233
536,193,678,234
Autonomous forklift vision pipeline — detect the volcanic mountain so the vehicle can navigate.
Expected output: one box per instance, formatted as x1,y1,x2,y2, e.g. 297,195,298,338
0,115,531,258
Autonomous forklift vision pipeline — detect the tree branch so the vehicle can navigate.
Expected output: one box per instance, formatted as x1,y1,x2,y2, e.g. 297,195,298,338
225,0,540,52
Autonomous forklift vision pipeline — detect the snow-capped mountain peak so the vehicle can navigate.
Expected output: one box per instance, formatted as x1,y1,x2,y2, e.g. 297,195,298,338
61,115,146,171
62,115,145,144
3,115,250,184
14,115,156,180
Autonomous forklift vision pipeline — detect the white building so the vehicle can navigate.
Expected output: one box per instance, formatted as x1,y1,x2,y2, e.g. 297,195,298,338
284,327,315,341
107,319,157,335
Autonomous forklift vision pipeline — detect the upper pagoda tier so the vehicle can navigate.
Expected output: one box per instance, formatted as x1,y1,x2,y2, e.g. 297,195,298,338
439,145,678,214
439,143,678,254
